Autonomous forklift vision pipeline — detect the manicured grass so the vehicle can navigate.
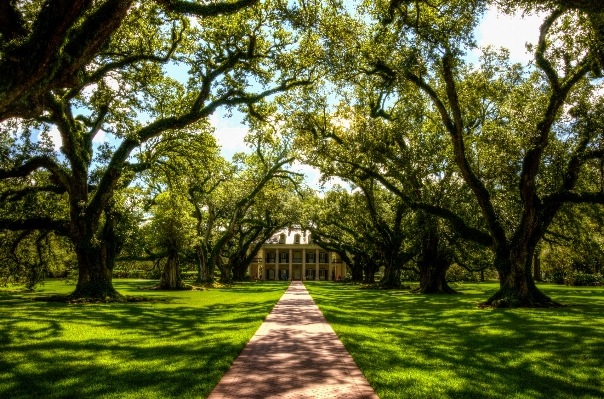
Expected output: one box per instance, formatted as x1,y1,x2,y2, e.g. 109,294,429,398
0,279,289,399
305,281,604,399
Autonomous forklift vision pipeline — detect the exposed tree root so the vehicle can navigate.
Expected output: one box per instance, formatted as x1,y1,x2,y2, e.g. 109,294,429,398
479,287,564,308
361,283,412,290
141,282,192,291
31,294,164,303
411,286,459,294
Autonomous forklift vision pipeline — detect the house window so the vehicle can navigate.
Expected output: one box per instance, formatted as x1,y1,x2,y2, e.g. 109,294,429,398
294,234,300,244
266,253,275,263
319,252,327,263
293,251,302,263
319,269,327,280
279,252,288,263
307,252,315,263
279,234,286,244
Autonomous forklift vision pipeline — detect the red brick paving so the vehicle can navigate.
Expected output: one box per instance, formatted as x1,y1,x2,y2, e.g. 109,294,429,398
207,281,378,399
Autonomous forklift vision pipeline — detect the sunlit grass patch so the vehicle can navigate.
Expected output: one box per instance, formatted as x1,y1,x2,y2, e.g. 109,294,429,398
306,281,604,399
0,279,289,399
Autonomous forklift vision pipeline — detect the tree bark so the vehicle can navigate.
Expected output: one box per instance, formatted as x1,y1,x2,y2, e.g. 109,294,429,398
415,228,457,294
158,248,186,289
348,266,361,282
349,257,364,282
381,258,401,288
70,236,121,299
416,259,456,294
484,247,558,307
533,253,542,281
359,254,378,283
232,264,247,281
218,256,232,284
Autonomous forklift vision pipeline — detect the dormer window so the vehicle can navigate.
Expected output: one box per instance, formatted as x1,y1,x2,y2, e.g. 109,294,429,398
279,234,286,244
294,234,300,244
308,234,312,244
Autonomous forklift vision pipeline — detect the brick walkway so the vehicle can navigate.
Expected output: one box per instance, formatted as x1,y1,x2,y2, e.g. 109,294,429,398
207,281,378,399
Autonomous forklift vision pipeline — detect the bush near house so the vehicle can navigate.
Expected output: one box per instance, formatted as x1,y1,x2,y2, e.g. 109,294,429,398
565,272,604,286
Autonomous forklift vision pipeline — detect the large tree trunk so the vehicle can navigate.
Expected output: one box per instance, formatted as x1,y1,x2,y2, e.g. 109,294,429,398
362,256,378,283
533,253,542,281
348,255,363,281
195,246,213,283
381,258,401,288
484,246,559,307
195,248,205,283
219,268,232,283
232,258,249,281
350,262,363,282
416,259,456,294
70,236,121,299
218,256,232,284
158,248,186,289
415,230,457,294
69,202,123,299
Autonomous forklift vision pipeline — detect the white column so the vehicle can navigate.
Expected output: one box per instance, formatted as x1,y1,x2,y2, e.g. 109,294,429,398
289,249,293,281
328,251,333,281
315,248,319,280
275,249,279,280
302,249,306,280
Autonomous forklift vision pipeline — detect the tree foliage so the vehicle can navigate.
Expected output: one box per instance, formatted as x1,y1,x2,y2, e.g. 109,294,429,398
0,0,316,298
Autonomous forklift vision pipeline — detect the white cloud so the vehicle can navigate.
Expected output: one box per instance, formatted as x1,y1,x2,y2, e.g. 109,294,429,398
209,112,250,159
188,16,201,29
81,83,98,99
92,129,106,143
290,161,354,193
474,6,546,64
103,74,121,90
326,176,348,188
44,126,62,151
291,161,322,188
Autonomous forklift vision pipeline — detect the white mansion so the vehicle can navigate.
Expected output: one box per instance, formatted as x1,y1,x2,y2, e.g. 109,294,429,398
247,230,347,281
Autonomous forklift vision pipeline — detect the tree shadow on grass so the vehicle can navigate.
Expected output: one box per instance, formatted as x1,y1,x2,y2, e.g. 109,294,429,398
0,283,286,399
306,282,604,399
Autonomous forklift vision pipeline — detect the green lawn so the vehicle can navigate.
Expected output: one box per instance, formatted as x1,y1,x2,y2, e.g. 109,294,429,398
305,281,604,399
0,279,289,399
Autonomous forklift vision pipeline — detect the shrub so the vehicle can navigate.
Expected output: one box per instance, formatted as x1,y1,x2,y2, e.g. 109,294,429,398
564,272,603,286
446,263,479,283
112,269,160,279
546,271,566,285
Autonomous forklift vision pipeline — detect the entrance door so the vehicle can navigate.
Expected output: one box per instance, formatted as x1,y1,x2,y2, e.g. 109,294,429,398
279,268,288,280
293,269,301,280
268,269,275,280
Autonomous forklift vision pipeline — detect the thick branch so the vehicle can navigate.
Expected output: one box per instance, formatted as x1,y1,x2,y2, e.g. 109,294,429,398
543,191,604,206
0,185,67,202
0,218,70,235
89,80,308,221
0,156,70,189
155,0,258,17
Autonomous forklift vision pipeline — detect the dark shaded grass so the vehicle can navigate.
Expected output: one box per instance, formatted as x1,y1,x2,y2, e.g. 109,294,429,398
305,282,604,399
0,279,289,399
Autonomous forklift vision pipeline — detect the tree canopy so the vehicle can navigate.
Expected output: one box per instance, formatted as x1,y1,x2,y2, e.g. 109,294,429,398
1,0,603,307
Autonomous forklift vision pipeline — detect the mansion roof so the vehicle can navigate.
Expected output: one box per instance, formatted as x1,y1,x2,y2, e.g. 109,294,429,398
266,229,311,245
